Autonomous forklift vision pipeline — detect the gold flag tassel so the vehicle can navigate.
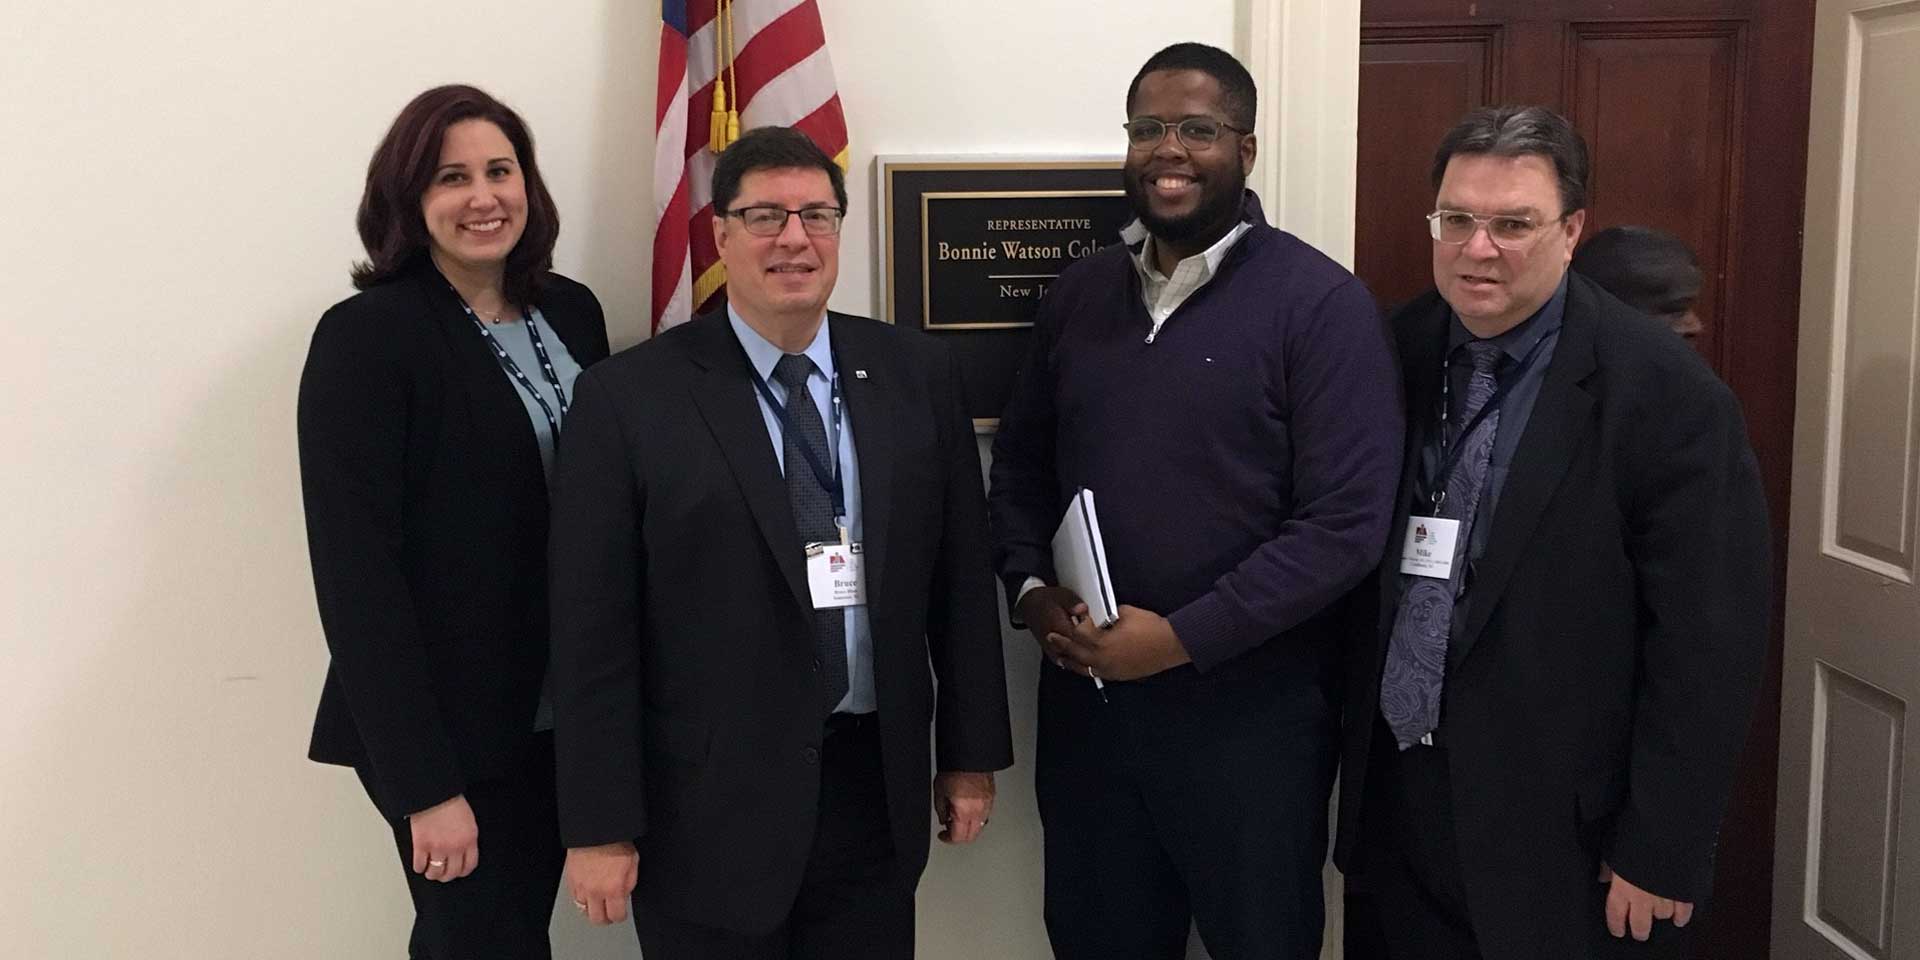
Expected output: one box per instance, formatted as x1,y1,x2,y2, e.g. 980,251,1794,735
709,0,741,153
723,0,741,144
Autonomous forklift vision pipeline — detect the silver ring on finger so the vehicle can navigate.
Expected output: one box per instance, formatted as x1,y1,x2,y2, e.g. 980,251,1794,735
427,858,447,868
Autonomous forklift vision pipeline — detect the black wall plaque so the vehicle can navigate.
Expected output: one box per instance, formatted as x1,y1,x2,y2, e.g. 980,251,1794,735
877,158,1129,429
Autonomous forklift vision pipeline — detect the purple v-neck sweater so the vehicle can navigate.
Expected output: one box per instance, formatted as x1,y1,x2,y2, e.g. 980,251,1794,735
989,193,1404,672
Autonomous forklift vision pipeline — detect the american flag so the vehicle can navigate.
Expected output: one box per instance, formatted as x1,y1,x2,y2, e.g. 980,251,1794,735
653,0,850,333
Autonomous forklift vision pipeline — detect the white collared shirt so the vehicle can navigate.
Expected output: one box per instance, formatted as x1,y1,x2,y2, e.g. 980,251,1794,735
1122,218,1254,342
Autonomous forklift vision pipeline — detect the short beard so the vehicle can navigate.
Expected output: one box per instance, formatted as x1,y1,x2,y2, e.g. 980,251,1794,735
1125,173,1246,247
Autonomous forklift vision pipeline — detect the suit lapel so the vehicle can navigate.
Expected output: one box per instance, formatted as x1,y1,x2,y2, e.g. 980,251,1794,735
1376,297,1451,646
536,288,607,367
418,274,552,492
1450,284,1600,665
683,312,812,612
830,315,894,604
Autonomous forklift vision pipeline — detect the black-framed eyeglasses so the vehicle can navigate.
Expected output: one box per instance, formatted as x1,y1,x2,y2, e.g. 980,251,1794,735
724,205,846,237
1426,209,1564,251
1122,116,1249,150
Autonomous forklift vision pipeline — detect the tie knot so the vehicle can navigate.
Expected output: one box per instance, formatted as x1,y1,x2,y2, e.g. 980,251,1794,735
1461,339,1504,374
773,353,813,390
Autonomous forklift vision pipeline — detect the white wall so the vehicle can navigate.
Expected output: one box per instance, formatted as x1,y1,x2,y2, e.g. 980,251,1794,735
0,2,1352,957
0,2,651,957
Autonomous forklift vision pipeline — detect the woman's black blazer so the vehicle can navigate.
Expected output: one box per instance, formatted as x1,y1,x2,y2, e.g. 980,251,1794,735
298,265,610,819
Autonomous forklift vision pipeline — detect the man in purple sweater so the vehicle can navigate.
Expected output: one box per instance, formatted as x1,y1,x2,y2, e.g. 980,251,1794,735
989,42,1403,960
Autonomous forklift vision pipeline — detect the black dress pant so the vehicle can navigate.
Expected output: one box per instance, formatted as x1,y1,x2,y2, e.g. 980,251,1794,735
1035,650,1339,960
358,731,564,960
635,713,915,960
1346,731,1482,960
1346,720,1700,960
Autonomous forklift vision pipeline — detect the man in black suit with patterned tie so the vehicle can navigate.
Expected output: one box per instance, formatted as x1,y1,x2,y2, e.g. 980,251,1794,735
547,126,1013,959
1337,106,1771,959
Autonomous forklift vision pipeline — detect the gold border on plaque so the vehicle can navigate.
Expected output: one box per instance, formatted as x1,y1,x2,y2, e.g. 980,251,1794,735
877,159,1122,431
880,160,1121,328
918,189,1124,332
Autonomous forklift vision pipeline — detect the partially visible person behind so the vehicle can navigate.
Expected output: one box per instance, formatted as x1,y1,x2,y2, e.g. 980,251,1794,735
1572,224,1705,338
297,84,609,959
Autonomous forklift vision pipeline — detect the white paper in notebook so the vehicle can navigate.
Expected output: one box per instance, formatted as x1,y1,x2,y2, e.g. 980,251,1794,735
1050,487,1120,628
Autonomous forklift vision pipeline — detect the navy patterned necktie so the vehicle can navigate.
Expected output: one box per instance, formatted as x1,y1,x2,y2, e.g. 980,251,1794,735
772,354,850,716
1380,339,1505,750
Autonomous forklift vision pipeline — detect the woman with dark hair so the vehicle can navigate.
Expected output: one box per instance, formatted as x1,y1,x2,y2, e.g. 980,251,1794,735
296,84,608,958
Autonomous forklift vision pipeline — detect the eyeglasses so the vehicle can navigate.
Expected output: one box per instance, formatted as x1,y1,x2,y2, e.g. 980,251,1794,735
1426,210,1563,251
724,205,846,237
1122,116,1248,150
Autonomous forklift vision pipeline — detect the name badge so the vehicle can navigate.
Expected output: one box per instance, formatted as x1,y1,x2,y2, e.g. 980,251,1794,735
806,540,867,609
1398,516,1461,579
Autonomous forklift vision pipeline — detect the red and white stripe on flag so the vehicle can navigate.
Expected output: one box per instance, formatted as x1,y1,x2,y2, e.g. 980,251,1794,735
652,0,850,334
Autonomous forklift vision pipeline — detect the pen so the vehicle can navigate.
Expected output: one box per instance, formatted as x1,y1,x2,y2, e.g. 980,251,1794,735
1065,612,1110,700
1088,665,1107,701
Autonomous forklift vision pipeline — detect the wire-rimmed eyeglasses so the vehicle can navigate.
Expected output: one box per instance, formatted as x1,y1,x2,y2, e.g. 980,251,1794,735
1122,116,1249,151
1426,210,1564,251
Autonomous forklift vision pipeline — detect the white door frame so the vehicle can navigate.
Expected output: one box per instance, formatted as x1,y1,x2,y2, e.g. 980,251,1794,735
1244,0,1364,270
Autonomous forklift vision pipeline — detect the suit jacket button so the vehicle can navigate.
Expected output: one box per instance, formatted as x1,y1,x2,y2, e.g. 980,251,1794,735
802,746,821,765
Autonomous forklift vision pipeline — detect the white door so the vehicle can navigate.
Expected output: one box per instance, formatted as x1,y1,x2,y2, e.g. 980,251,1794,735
1773,2,1920,958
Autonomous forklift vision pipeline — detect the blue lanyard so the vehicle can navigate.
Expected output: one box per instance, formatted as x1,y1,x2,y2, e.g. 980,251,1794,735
1422,329,1552,513
749,362,846,519
449,288,570,439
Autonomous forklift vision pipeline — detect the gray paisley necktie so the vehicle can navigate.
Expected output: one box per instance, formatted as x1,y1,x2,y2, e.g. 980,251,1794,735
1380,338,1504,749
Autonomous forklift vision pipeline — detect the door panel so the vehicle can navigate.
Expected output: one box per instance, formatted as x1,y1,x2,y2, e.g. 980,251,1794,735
1355,27,1499,310
1776,4,1920,957
1808,663,1902,958
1829,6,1920,575
1568,22,1741,370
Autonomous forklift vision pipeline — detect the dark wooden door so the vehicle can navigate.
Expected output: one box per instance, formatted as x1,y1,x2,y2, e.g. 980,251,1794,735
1355,3,1814,958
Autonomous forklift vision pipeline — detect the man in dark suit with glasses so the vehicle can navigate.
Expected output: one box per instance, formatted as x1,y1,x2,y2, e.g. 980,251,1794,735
1336,106,1769,960
549,125,1013,960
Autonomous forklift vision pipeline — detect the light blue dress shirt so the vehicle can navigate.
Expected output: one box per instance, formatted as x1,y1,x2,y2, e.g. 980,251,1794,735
727,307,875,715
